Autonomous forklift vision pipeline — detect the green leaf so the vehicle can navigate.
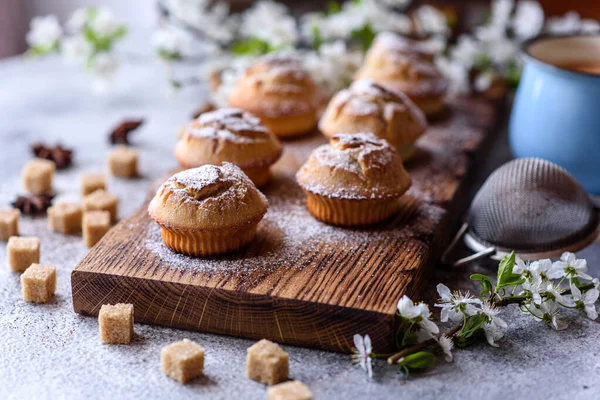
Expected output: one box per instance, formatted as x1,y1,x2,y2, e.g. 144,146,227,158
496,252,522,289
351,23,375,51
158,49,182,61
327,1,342,14
311,25,323,50
505,60,522,89
111,26,127,40
456,313,487,347
470,273,493,295
474,53,492,69
397,352,436,370
230,37,273,56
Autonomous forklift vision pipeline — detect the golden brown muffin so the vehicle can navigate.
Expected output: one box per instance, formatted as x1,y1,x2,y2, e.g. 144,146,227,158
355,32,448,117
175,108,283,187
228,55,322,138
318,79,427,161
296,133,411,227
148,162,268,256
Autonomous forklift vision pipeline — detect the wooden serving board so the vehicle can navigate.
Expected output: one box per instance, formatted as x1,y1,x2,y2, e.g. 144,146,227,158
72,97,498,353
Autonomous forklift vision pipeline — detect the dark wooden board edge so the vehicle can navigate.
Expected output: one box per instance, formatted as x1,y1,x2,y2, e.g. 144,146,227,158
72,270,397,352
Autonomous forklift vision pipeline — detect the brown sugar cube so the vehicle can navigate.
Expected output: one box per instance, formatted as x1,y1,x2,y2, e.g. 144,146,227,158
0,209,19,241
108,146,138,178
7,236,40,272
99,303,134,344
81,173,106,196
246,339,289,385
267,381,313,400
83,190,118,222
22,158,56,195
161,339,205,384
21,263,56,303
48,202,82,234
83,211,111,247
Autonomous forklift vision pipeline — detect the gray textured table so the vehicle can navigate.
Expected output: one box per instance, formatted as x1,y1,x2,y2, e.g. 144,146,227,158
1,56,599,400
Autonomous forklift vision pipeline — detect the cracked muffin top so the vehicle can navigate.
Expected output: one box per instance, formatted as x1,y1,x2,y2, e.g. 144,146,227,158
295,133,411,200
175,108,282,170
148,162,268,230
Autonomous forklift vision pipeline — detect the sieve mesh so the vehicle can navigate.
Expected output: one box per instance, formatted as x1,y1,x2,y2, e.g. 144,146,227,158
467,158,598,253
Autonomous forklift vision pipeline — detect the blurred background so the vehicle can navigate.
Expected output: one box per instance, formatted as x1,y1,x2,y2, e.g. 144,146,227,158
2,0,599,59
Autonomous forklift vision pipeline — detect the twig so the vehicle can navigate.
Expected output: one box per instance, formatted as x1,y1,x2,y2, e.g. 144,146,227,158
386,282,595,365
387,324,461,365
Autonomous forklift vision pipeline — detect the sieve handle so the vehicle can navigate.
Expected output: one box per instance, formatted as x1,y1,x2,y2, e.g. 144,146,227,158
442,222,496,267
452,247,496,267
441,222,468,264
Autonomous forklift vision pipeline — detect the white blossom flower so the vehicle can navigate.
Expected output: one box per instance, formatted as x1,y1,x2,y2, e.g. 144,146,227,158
435,56,469,94
482,322,504,347
450,35,484,68
66,8,88,34
542,283,572,307
487,38,518,65
152,26,191,59
530,301,568,330
593,278,600,291
26,15,62,52
570,283,599,320
546,11,600,35
513,258,551,282
397,295,421,319
303,42,363,97
61,35,93,64
435,334,453,362
512,1,544,39
548,252,592,280
475,0,513,42
474,71,493,92
397,295,440,340
240,1,298,48
435,284,482,322
89,7,121,38
480,301,507,347
414,5,450,36
351,334,373,378
522,279,543,305
417,36,447,55
362,0,412,34
165,0,236,43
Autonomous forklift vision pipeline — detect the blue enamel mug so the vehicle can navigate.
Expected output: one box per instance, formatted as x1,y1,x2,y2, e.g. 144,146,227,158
509,34,600,195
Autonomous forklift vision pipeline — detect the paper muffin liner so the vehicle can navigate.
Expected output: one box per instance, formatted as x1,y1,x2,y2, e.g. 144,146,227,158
304,192,400,227
158,223,259,256
260,112,318,138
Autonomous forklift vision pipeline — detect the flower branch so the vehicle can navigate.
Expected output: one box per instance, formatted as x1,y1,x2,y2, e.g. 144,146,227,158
353,251,599,379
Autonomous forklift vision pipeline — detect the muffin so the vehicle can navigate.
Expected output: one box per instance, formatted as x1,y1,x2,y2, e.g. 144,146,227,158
296,133,411,227
318,79,427,161
228,54,322,138
148,163,268,256
175,108,283,187
355,32,448,117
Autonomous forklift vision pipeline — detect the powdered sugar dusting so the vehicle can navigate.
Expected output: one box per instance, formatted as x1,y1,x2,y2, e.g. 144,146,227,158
187,108,269,143
170,164,222,192
143,176,429,276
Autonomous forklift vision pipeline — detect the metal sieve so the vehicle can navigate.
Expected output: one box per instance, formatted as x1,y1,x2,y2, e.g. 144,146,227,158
443,158,599,266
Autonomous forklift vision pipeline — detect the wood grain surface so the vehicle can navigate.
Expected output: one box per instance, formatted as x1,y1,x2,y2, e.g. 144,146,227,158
71,97,498,353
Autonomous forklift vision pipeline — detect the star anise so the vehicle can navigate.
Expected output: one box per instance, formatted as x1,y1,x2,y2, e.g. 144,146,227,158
109,119,144,145
11,193,55,216
191,102,216,119
31,143,73,169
